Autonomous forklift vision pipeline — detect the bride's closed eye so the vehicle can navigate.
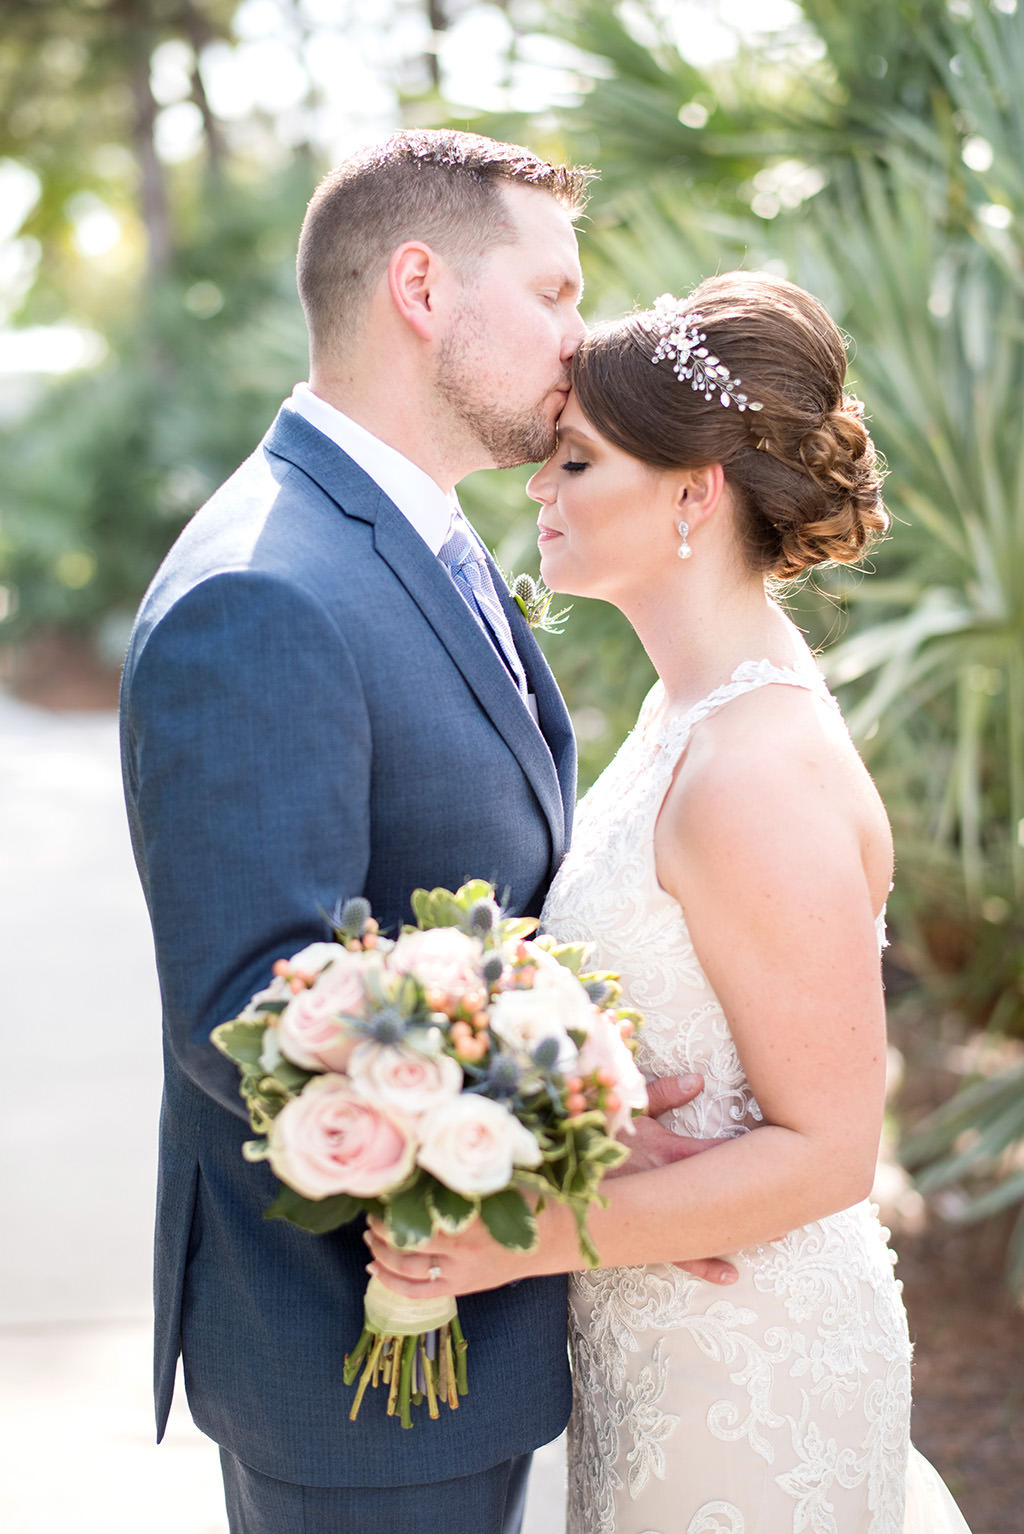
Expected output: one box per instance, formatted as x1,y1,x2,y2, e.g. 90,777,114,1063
561,460,588,474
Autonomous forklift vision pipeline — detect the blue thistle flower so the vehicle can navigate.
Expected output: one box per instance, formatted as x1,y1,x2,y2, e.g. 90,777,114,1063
326,894,373,941
532,1037,562,1072
473,1055,523,1099
482,954,504,985
364,1006,407,1045
469,898,498,936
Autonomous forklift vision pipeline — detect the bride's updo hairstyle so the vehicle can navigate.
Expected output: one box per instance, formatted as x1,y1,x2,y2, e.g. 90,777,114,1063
571,271,887,579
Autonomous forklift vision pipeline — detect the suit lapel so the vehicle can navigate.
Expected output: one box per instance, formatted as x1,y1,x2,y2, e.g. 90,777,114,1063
264,408,572,863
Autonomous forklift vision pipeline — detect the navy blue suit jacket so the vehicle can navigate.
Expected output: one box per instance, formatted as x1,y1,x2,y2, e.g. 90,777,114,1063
120,406,577,1486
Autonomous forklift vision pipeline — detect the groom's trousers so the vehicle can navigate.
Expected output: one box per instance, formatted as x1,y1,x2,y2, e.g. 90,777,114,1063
220,1447,533,1534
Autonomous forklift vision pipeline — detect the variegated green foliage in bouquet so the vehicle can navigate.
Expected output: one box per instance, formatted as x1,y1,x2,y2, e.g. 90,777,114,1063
212,881,646,1427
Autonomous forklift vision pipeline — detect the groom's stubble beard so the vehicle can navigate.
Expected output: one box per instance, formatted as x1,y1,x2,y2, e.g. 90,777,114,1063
435,297,564,470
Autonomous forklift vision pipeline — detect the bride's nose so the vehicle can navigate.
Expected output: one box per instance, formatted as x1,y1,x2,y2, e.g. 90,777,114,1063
527,463,554,504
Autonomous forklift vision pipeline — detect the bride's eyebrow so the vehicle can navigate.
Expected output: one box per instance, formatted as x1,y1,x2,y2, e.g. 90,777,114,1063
556,425,598,453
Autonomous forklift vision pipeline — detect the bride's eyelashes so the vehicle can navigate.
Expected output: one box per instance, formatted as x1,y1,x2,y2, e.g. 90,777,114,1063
561,460,588,474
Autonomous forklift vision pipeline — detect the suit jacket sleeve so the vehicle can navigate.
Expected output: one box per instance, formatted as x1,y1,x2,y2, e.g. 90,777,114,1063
122,567,371,1119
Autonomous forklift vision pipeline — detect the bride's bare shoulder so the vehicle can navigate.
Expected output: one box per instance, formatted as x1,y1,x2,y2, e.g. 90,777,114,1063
659,679,892,897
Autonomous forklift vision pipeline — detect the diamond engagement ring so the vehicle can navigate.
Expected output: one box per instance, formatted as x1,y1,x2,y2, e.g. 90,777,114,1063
428,1263,443,1282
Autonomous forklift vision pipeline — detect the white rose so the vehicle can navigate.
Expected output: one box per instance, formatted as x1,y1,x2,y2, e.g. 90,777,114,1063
348,1042,463,1119
488,989,578,1070
387,928,484,997
577,1011,649,1137
288,941,349,978
490,951,593,1068
417,1095,542,1197
239,973,291,1019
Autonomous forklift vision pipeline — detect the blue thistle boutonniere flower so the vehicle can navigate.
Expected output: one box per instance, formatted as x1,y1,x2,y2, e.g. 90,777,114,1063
504,570,572,635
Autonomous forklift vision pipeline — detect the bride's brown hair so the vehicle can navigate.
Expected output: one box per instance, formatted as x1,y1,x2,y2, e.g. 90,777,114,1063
571,271,888,579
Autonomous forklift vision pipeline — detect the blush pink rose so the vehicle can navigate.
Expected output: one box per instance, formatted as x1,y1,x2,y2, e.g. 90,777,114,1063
576,1011,648,1137
348,1042,463,1119
417,1095,542,1197
387,928,484,998
276,951,373,1072
268,1075,416,1199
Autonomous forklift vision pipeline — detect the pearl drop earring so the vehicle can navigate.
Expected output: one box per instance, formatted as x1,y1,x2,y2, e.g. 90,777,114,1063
677,520,693,561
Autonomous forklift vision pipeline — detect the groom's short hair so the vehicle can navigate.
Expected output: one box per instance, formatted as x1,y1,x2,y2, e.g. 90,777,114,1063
297,129,592,357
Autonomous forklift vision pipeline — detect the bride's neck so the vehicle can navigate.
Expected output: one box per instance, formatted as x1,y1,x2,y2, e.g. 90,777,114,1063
621,566,804,713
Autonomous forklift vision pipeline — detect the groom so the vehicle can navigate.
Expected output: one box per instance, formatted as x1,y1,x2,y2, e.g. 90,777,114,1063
121,130,728,1534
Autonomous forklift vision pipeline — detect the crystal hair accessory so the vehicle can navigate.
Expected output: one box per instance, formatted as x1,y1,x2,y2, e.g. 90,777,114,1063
650,295,763,413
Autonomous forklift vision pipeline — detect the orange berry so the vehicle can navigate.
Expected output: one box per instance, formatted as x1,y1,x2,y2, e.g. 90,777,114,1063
363,933,378,949
567,1076,584,1093
272,959,290,977
364,918,380,935
567,1092,588,1115
288,976,306,993
459,1036,487,1062
596,1068,617,1088
604,1091,621,1112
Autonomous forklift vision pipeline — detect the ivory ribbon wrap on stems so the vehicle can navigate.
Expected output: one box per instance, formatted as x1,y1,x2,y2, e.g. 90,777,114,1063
363,1274,457,1334
343,1276,468,1428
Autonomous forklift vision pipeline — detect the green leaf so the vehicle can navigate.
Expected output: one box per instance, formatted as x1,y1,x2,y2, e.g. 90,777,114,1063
211,1019,268,1067
479,1187,538,1251
427,1181,479,1235
264,1186,364,1234
384,1182,435,1248
273,1059,314,1092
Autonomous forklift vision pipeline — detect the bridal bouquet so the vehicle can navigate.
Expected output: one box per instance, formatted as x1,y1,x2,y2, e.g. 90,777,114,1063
212,881,646,1428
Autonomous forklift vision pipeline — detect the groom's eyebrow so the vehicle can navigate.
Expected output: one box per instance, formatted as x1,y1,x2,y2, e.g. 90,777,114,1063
545,269,584,299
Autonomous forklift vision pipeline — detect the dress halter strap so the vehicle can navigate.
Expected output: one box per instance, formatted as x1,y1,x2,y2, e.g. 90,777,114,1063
642,659,838,786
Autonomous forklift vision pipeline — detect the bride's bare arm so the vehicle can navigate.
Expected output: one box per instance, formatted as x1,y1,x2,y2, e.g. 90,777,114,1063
367,689,893,1296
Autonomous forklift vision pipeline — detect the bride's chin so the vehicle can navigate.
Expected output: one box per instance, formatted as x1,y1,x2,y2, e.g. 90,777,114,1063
539,560,572,597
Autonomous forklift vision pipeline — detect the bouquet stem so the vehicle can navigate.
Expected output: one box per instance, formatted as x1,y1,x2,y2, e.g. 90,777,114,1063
343,1275,467,1427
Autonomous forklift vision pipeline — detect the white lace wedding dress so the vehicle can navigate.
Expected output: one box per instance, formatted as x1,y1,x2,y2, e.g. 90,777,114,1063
541,661,971,1534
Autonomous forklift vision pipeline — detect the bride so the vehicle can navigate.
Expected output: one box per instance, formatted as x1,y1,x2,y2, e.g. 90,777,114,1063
368,272,970,1533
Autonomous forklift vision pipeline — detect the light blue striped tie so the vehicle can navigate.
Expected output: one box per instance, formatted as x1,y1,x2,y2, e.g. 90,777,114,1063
438,514,529,699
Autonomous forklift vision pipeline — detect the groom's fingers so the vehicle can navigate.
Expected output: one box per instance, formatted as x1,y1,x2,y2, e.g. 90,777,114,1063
609,1116,722,1177
644,1073,704,1119
676,1256,738,1285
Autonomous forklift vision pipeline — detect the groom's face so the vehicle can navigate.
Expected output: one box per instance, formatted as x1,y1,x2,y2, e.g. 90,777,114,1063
435,184,586,470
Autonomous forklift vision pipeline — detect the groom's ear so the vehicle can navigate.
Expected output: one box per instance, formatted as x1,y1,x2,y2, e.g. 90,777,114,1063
387,241,452,341
675,463,725,529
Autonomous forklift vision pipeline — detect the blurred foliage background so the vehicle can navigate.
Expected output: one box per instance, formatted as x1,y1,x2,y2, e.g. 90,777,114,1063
1,0,1022,1289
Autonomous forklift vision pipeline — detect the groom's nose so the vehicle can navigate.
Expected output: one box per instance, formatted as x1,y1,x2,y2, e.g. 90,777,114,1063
561,308,587,359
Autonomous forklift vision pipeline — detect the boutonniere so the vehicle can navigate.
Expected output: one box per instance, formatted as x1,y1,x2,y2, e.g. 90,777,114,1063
503,570,572,635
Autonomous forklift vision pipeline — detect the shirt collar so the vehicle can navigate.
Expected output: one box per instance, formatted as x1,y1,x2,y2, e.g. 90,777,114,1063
287,382,455,554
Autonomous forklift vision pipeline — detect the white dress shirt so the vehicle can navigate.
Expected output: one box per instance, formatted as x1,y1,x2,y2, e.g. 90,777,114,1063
288,382,455,553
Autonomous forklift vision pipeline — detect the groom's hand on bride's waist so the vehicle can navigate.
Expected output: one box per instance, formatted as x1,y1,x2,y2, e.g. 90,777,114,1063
609,1072,739,1286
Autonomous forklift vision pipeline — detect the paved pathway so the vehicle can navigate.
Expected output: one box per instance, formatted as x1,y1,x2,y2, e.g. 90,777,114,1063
0,694,565,1532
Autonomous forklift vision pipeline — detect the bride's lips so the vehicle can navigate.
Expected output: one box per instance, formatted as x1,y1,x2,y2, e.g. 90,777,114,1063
537,524,563,546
